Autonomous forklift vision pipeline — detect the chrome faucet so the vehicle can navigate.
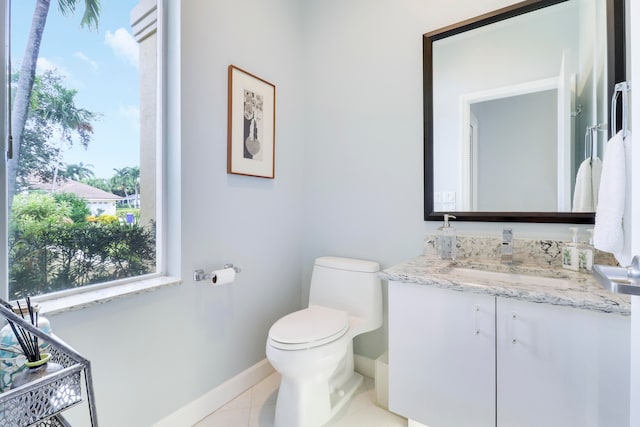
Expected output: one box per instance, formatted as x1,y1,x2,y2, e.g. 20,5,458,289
501,228,513,264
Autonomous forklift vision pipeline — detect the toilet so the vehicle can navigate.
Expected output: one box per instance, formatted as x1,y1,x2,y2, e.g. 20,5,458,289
266,256,382,427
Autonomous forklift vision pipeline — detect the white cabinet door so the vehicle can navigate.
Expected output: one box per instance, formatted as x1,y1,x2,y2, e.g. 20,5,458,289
496,297,630,427
389,282,496,427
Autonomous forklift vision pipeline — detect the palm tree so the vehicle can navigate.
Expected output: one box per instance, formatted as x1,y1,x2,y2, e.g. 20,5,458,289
36,83,97,191
62,162,95,181
7,0,101,209
111,166,140,208
81,177,111,192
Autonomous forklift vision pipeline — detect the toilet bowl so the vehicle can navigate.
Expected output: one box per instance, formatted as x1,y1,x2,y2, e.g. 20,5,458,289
266,256,382,427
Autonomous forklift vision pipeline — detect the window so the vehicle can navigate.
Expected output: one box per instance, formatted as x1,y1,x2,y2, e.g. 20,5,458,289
3,0,162,300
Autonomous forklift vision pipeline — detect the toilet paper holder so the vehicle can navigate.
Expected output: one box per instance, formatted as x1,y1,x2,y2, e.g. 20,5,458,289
193,264,241,282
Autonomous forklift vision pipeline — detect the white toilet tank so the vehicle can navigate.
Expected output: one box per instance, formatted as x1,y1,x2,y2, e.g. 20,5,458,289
308,257,382,334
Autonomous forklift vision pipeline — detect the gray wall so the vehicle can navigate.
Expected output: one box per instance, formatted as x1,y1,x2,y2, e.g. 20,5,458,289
18,0,617,425
300,0,584,360
473,90,558,211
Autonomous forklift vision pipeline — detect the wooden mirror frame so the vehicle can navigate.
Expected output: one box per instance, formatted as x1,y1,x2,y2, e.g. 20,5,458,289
424,0,626,223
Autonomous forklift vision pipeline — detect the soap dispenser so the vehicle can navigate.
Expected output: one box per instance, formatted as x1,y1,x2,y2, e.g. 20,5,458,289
562,227,579,271
436,214,457,260
577,229,594,271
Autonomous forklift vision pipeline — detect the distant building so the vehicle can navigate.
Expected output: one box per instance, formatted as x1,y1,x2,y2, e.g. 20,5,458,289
117,194,141,209
29,179,123,216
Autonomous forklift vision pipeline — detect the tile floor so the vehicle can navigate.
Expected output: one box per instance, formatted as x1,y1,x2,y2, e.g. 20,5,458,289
194,372,408,427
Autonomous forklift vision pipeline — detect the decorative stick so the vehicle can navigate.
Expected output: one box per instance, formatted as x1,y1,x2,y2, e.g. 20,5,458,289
27,297,35,326
34,312,40,359
6,321,32,361
16,300,25,319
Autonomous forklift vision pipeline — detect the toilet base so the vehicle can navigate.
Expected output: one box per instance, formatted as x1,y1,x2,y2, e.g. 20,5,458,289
329,371,363,417
273,371,363,427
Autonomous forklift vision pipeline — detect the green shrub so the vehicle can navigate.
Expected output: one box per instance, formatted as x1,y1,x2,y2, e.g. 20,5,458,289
9,193,155,299
53,192,91,223
11,192,69,227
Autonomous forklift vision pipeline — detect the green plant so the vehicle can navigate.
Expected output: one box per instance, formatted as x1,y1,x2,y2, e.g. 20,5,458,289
53,192,90,223
9,193,156,299
10,192,69,226
8,193,68,297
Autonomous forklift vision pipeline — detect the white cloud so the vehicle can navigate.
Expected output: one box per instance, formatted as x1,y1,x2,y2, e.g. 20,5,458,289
36,57,69,77
34,57,86,89
105,28,139,69
74,51,99,72
120,105,140,130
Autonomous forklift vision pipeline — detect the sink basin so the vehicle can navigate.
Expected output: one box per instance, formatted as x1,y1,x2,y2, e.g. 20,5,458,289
450,267,571,288
593,257,640,296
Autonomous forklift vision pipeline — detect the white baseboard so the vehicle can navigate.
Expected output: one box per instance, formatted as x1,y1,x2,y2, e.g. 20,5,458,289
152,354,377,426
151,358,275,427
354,354,376,379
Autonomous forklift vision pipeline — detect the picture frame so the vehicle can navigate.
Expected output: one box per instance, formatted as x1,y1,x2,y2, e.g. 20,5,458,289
227,65,276,178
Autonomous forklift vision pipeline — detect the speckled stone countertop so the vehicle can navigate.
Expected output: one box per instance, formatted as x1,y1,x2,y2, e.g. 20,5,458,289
380,236,630,315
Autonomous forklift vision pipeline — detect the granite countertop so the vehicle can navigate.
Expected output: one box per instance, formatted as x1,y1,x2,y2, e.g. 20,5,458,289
380,255,631,315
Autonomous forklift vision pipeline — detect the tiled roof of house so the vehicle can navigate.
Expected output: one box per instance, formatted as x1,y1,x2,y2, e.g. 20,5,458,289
29,179,122,201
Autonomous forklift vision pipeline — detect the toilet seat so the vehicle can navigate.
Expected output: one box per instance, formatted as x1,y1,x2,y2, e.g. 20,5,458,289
268,305,349,350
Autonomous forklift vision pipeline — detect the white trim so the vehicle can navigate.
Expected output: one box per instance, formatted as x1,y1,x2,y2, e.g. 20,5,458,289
469,113,479,211
36,276,182,316
151,359,275,427
150,354,377,426
131,0,158,42
374,351,389,409
163,0,181,276
0,0,9,301
460,77,558,106
157,0,170,276
354,353,376,379
556,50,574,212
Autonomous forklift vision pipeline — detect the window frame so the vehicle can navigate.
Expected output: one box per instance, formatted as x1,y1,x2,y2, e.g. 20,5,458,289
1,0,10,302
1,0,177,310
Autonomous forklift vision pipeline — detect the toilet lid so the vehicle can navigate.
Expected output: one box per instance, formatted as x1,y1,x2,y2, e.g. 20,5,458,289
269,305,349,350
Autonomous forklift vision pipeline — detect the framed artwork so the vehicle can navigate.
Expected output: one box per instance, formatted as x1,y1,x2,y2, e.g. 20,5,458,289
227,65,276,178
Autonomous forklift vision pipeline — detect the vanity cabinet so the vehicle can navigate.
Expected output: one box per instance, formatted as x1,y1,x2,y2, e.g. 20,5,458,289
388,281,630,427
389,282,496,427
496,297,629,427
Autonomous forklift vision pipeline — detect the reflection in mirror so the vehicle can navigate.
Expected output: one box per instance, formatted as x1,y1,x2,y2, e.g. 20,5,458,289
425,0,625,223
470,90,558,211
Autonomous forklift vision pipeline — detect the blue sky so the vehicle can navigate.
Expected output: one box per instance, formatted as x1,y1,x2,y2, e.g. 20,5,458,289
12,0,140,179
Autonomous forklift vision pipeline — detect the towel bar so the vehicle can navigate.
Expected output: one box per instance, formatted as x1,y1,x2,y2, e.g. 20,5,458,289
611,81,630,138
584,123,607,160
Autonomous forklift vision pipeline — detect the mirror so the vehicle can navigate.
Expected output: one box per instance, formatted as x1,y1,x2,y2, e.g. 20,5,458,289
424,0,625,223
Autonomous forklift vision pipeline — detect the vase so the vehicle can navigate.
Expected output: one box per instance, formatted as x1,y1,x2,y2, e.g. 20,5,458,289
0,309,52,391
10,353,63,390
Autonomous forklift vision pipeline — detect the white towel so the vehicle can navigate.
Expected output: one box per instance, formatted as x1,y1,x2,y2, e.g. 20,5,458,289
617,135,633,266
572,156,602,212
572,158,593,212
591,157,602,209
593,130,627,256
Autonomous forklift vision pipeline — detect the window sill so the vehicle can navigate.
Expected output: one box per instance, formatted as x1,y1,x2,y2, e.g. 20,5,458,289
36,276,183,316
